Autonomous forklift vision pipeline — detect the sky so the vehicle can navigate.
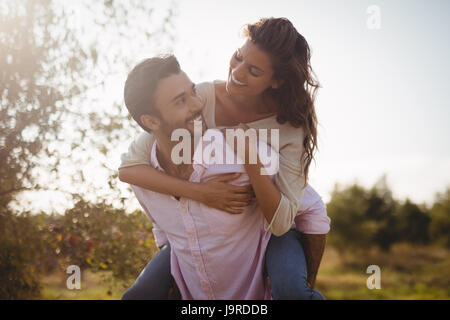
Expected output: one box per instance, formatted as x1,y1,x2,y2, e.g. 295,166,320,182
163,0,450,204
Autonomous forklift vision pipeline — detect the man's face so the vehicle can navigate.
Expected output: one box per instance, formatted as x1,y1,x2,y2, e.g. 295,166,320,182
152,71,206,137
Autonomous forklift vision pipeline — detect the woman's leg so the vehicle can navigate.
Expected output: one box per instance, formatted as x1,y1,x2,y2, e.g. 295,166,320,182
265,229,325,300
121,244,173,300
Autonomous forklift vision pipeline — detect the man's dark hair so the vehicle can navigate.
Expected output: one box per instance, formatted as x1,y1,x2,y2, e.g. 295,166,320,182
124,55,181,133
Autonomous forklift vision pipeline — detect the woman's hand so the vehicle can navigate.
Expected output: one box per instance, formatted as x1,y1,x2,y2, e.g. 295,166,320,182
197,173,254,214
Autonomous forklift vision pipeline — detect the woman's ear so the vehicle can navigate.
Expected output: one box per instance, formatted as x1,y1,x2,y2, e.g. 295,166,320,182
271,79,284,89
140,114,160,132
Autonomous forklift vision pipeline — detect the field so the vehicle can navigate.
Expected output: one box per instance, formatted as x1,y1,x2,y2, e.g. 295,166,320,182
40,244,450,300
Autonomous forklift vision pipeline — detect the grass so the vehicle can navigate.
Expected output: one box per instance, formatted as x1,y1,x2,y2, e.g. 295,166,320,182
39,244,450,300
40,270,126,300
315,243,450,300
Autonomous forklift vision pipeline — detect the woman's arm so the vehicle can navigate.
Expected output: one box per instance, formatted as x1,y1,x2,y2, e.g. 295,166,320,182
119,165,203,201
233,123,306,236
245,143,326,288
243,155,281,227
119,166,253,214
241,131,328,287
119,132,253,214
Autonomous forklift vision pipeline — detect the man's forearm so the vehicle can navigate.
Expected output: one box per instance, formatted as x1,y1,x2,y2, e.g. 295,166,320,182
300,233,327,288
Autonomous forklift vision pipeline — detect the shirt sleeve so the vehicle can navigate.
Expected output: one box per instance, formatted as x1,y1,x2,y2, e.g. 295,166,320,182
119,131,155,169
295,184,331,234
264,154,306,236
131,185,169,248
152,223,169,248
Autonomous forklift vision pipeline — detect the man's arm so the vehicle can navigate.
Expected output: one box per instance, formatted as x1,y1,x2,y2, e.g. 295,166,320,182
300,233,326,289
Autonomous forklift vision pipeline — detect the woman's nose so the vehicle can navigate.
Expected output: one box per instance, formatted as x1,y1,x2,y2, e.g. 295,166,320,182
232,63,246,82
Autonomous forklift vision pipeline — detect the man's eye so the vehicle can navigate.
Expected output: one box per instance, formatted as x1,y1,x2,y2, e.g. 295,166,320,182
234,52,242,61
176,97,186,105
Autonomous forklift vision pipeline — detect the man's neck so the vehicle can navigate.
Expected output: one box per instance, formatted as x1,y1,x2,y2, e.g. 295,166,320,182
154,134,194,181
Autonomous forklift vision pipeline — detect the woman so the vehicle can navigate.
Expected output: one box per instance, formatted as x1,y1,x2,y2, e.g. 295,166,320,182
120,17,329,300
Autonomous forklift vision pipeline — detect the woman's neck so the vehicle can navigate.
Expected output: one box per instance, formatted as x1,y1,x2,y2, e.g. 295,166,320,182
219,82,276,114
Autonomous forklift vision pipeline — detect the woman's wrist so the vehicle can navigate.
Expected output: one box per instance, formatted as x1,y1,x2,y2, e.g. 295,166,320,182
184,181,206,202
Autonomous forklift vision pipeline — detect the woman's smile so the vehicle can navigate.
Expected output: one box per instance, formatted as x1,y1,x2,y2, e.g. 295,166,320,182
229,72,247,86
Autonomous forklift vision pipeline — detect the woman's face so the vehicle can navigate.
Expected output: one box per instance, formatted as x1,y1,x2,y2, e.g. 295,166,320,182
226,39,279,97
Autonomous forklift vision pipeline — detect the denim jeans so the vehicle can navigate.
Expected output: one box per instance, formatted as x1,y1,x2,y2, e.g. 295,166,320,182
122,229,325,300
265,229,325,300
121,244,173,300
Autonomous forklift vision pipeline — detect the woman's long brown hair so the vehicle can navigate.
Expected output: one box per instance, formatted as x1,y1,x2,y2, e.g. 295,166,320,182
244,17,319,185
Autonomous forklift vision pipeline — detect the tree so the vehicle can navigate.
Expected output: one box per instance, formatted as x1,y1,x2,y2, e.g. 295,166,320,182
326,177,399,251
1,0,176,212
393,200,431,245
428,187,450,247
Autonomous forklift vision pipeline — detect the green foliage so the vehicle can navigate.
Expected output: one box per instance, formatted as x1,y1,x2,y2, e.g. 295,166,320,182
55,200,157,282
428,188,450,247
0,209,42,299
327,177,448,252
0,201,157,299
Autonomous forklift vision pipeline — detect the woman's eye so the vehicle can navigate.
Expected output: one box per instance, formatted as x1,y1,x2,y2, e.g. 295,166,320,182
249,68,261,77
249,69,259,77
234,51,242,61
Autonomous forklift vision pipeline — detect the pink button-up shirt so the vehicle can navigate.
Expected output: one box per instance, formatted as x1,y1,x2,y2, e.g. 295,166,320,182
131,130,277,299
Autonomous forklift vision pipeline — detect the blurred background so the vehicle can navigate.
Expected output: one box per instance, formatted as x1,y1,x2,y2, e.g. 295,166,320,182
0,0,449,299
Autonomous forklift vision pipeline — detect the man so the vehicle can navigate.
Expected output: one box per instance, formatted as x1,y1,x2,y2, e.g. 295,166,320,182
121,55,277,299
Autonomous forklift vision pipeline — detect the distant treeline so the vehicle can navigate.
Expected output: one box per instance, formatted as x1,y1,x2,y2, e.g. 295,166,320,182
327,178,449,251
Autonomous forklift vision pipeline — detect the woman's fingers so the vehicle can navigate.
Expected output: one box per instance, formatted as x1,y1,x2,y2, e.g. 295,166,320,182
228,200,250,208
225,207,245,215
231,185,253,194
210,173,241,183
231,193,253,202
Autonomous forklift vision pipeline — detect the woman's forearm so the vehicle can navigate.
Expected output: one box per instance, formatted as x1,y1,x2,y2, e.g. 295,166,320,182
244,158,282,225
118,165,202,201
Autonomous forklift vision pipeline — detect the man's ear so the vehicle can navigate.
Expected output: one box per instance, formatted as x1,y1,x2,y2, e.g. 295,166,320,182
140,114,160,132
